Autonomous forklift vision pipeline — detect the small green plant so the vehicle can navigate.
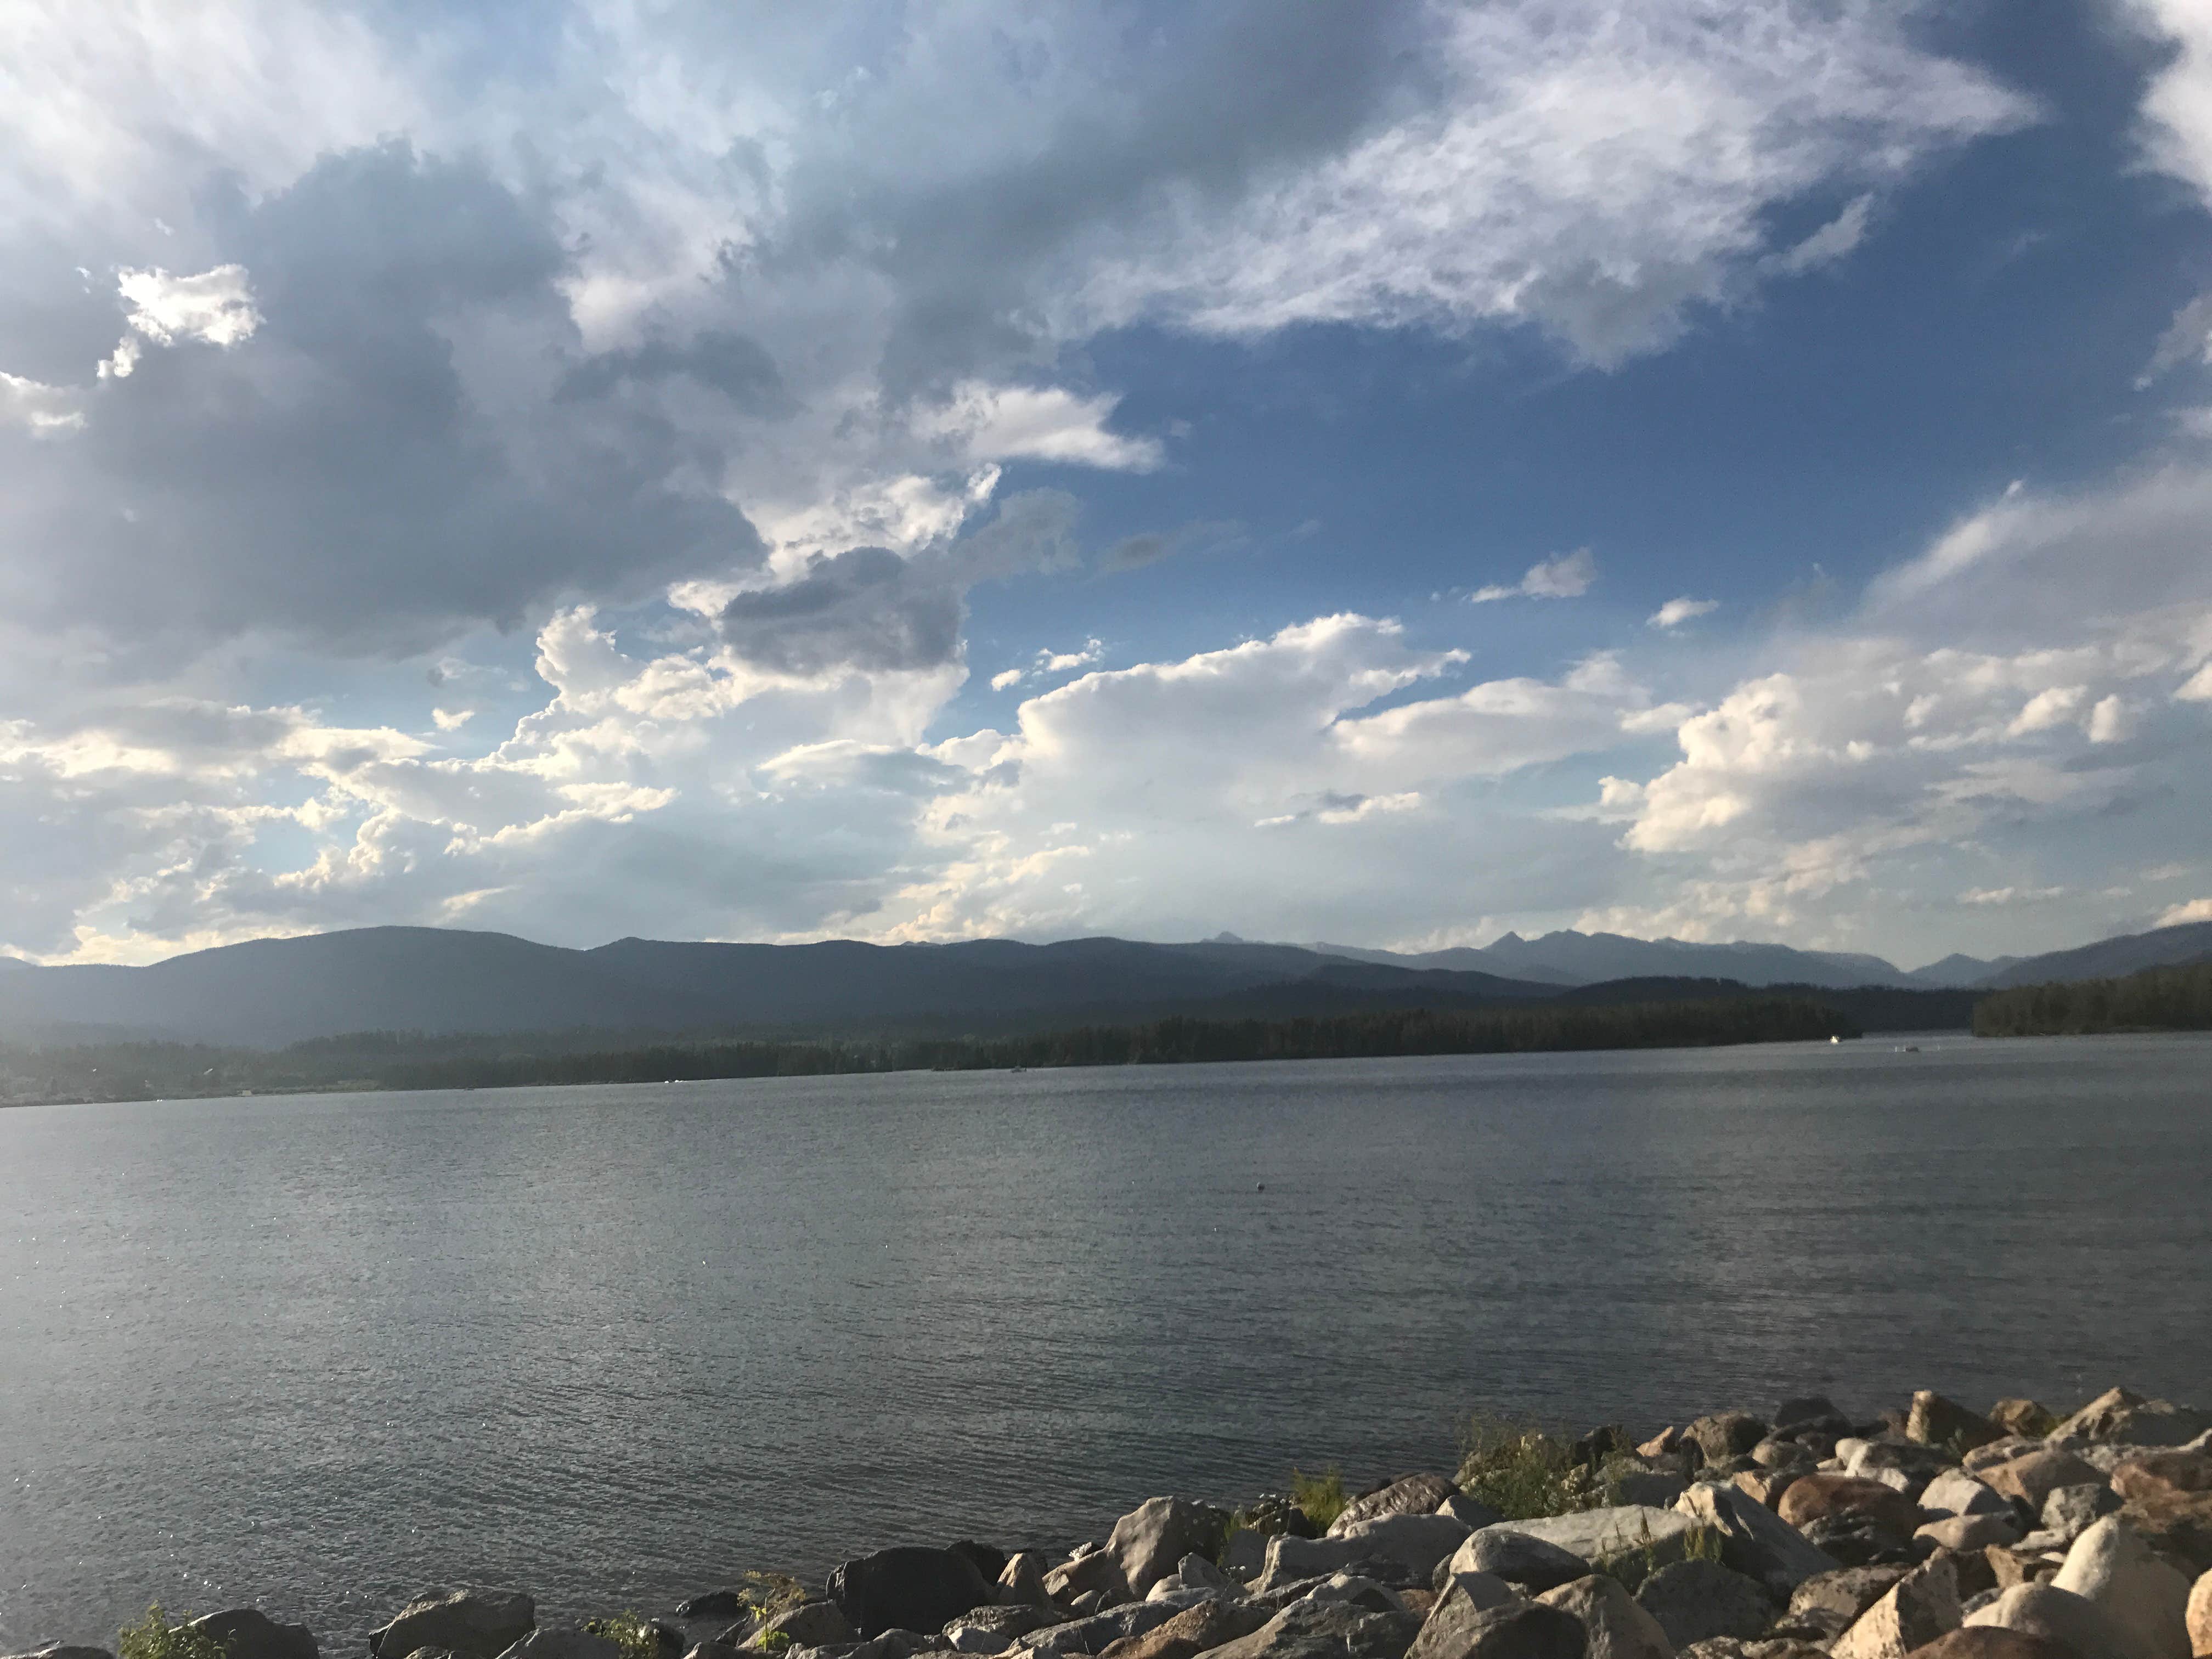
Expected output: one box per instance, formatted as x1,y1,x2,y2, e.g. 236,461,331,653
1290,1466,1349,1532
756,1633,792,1656
583,1612,658,1659
742,1571,808,1615
1457,1414,1588,1520
119,1607,229,1659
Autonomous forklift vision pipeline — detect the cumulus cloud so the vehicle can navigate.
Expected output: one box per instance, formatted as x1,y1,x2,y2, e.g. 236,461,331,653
1472,548,1596,603
1649,596,1719,629
1592,459,2212,948
2157,896,2212,926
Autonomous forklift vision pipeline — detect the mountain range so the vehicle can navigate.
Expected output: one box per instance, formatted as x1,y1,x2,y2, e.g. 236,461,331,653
1,918,2208,1049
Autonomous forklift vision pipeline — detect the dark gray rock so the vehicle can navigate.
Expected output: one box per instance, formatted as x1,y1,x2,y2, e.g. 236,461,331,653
1787,1566,1909,1626
1796,1513,1917,1568
184,1611,317,1659
4,1645,115,1659
1331,1478,1464,1537
1407,1602,1585,1659
828,1549,992,1642
1448,1529,1591,1595
1633,1561,1773,1646
1775,1398,1851,1435
1110,1499,1231,1598
372,1590,536,1659
1686,1417,1770,1465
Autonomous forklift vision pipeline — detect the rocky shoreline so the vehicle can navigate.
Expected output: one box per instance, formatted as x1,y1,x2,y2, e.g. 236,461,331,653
12,1385,2211,1659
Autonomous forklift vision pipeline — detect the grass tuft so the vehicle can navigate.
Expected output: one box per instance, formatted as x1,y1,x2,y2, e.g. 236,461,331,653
1290,1466,1349,1532
119,1607,228,1659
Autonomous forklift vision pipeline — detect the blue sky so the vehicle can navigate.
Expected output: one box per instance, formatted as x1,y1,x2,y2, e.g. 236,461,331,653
4,1,2212,966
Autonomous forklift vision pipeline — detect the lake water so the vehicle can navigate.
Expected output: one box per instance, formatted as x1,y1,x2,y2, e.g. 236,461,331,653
4,1036,2210,1651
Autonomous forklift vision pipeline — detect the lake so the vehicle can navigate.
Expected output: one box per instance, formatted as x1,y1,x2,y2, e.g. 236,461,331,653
4,1035,2210,1651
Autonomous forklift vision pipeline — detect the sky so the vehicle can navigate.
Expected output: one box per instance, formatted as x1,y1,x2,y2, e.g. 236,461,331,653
4,1,2212,969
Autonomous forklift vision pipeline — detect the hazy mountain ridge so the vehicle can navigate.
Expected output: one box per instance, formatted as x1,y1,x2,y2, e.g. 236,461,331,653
3,918,2205,1049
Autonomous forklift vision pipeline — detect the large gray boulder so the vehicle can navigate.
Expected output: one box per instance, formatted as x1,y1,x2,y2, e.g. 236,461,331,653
1965,1583,2143,1659
829,1548,993,1641
1632,1562,1770,1647
1487,1510,1702,1579
1674,1483,1837,1596
1532,1577,1671,1659
1408,1601,1585,1659
1110,1499,1231,1598
1406,1578,1528,1659
4,1646,114,1659
2047,1517,2192,1659
1446,1530,1592,1595
1266,1518,1471,1592
372,1591,536,1659
184,1611,317,1659
1919,1472,2011,1522
1331,1478,1463,1537
1829,1555,1960,1659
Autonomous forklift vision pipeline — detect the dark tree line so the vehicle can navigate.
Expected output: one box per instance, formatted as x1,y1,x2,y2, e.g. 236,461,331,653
1,996,1856,1105
1972,961,2212,1036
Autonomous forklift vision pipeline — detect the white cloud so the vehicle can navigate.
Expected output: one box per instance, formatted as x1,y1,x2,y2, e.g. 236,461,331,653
915,383,1163,472
2156,896,2212,927
1648,596,1719,629
101,265,262,376
1073,4,2025,364
2124,0,2212,207
1767,194,1875,276
1961,885,2065,906
1472,547,1596,603
1,370,84,436
989,668,1024,693
431,708,473,731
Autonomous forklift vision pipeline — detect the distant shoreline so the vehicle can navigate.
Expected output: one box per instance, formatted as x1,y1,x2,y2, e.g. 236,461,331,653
0,994,1866,1108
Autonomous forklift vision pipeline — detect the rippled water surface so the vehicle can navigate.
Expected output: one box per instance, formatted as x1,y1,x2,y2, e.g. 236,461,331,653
5,1036,2210,1650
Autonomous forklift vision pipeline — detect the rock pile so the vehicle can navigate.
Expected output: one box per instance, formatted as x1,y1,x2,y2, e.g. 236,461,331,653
12,1386,2212,1659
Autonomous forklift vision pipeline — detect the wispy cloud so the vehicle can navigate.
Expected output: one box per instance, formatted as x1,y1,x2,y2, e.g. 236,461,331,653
1472,548,1595,603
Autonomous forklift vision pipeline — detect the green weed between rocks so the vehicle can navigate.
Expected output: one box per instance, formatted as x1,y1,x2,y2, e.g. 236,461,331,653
119,1607,229,1659
1290,1467,1349,1532
1456,1413,1648,1520
583,1612,658,1659
741,1573,808,1616
1594,1521,1725,1594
